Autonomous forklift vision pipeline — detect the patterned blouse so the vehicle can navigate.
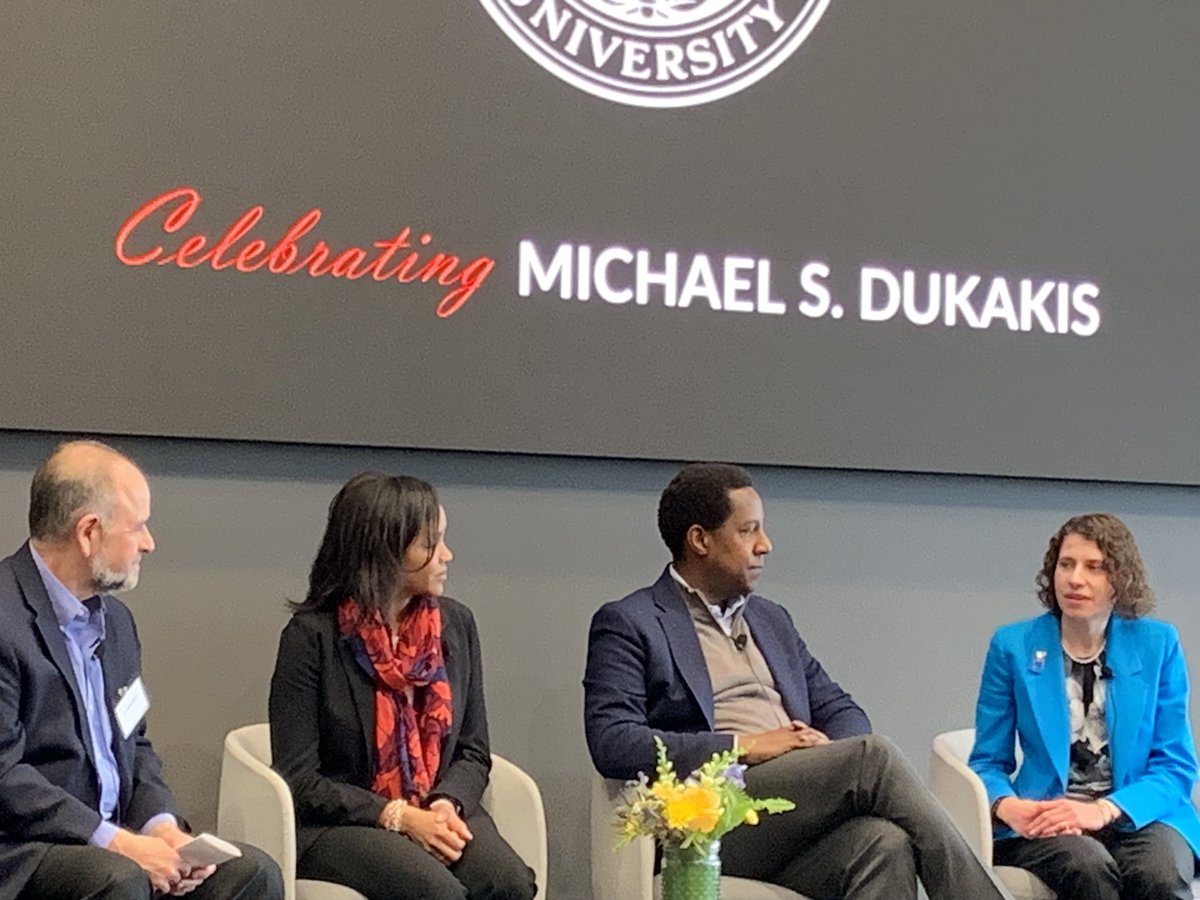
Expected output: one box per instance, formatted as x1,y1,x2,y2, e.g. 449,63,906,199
1064,649,1113,800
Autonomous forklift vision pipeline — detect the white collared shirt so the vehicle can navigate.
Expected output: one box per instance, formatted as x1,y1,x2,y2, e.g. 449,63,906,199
668,565,748,637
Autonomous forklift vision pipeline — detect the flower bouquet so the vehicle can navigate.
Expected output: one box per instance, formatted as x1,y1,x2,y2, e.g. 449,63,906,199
614,737,795,900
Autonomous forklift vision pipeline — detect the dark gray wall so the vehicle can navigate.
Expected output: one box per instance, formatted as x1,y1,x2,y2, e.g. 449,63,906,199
2,430,1198,898
4,2,1200,482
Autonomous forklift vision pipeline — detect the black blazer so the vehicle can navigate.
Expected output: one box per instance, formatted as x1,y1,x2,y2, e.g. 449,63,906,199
0,543,179,900
268,598,492,855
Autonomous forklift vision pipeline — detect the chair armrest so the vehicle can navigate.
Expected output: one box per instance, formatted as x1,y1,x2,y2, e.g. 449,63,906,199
929,733,994,866
591,775,654,900
483,755,549,900
217,730,299,893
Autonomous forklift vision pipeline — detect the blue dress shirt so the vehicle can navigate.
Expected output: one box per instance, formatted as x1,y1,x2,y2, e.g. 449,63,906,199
29,546,174,846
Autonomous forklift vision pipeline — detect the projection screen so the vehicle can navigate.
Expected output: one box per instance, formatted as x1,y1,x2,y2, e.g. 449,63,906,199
1,2,1197,483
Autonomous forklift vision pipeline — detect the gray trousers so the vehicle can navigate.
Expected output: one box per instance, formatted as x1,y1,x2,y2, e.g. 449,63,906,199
720,734,1013,900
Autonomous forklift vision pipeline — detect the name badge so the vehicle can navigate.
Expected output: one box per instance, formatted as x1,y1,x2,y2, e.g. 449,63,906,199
114,676,151,739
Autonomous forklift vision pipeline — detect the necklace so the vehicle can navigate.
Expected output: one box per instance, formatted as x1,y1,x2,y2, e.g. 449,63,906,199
1062,639,1106,665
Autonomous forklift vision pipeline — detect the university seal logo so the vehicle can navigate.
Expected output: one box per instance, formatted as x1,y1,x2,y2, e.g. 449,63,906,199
477,0,832,108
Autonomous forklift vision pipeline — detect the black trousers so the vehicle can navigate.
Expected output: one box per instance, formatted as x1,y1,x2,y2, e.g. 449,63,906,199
719,735,1013,900
297,809,536,900
994,821,1195,900
20,841,282,900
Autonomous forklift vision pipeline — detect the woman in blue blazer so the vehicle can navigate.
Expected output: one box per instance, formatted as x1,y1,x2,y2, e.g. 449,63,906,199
970,513,1200,899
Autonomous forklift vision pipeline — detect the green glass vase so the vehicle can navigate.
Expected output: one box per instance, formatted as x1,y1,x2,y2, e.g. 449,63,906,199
660,840,721,900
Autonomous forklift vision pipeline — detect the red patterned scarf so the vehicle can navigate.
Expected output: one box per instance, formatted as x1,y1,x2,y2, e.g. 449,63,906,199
338,596,453,802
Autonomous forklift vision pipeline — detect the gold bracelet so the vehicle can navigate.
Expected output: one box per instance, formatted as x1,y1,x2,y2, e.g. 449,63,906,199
1098,799,1119,826
380,798,408,833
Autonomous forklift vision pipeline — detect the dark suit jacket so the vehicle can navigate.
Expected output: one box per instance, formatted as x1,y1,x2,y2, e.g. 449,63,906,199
584,567,871,780
0,543,179,900
268,598,492,856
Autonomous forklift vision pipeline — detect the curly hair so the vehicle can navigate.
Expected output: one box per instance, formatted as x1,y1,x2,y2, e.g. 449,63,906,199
1035,513,1155,619
658,463,753,561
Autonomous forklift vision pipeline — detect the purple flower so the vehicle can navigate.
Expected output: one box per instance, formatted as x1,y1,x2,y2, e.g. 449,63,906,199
722,763,747,788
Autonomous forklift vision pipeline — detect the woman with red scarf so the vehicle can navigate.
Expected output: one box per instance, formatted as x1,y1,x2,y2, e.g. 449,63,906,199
268,472,536,900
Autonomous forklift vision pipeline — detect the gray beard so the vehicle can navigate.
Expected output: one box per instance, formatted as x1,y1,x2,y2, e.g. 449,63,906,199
90,560,138,594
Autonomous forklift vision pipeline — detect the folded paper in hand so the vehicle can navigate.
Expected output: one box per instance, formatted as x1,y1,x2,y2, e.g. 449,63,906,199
178,833,242,868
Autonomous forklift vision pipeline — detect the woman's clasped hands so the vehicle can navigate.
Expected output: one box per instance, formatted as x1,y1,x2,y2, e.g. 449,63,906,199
995,796,1120,838
385,799,474,865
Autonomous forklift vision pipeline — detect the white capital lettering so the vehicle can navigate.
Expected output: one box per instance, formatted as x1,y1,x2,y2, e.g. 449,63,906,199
519,240,573,299
678,254,721,310
860,266,900,322
1019,279,1056,333
723,257,756,312
595,246,634,304
943,274,982,328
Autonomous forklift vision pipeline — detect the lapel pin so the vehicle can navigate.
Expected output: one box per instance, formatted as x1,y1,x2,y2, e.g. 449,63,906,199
1030,649,1047,673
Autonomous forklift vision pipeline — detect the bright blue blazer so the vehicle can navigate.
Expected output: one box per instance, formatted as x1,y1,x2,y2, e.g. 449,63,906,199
969,612,1200,855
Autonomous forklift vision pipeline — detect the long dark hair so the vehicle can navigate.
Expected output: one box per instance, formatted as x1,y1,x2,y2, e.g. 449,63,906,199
294,472,440,615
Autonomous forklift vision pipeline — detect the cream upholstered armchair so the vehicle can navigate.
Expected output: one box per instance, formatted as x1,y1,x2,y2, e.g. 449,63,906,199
590,771,809,900
929,728,1200,900
218,723,548,900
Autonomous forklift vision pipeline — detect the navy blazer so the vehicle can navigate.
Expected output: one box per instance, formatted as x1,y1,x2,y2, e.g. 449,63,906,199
268,598,492,857
0,543,179,900
584,567,870,780
969,612,1200,854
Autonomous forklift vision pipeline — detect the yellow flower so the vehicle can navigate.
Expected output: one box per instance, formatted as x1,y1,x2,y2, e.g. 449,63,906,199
651,782,683,803
663,785,722,832
743,809,759,826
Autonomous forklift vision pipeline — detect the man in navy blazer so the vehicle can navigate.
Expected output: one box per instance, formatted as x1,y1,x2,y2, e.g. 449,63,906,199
585,463,1013,900
0,441,283,900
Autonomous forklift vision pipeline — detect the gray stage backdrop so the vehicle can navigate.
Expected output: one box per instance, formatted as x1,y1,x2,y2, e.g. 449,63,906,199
3,3,1199,483
0,432,1198,898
